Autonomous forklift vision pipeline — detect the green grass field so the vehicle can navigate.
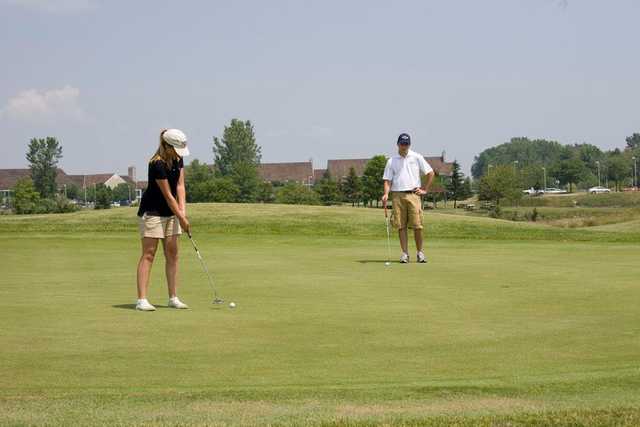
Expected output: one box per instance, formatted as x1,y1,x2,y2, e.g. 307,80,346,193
1,204,639,426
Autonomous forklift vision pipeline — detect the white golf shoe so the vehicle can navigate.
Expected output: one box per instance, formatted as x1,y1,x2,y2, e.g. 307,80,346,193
136,299,156,311
400,253,409,263
417,251,427,263
168,297,189,309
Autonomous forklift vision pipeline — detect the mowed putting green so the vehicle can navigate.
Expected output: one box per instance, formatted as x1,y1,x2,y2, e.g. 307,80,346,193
1,204,639,426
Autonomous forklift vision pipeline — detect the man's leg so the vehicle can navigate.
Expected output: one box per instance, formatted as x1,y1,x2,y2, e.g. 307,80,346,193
398,227,409,254
414,228,423,253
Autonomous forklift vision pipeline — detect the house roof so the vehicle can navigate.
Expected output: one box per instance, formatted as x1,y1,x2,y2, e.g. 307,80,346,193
313,169,327,180
327,159,370,179
425,157,453,176
0,169,31,190
259,162,313,183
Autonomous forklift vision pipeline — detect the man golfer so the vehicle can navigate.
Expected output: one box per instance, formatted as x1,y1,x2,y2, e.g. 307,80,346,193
382,133,435,263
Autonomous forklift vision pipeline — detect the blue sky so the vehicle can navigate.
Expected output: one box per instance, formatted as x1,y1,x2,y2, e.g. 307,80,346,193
1,0,639,177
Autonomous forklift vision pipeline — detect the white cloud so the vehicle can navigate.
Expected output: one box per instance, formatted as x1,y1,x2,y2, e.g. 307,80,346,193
1,85,88,124
3,0,96,13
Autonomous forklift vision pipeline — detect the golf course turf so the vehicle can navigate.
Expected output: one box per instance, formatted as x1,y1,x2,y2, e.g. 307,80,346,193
1,204,639,426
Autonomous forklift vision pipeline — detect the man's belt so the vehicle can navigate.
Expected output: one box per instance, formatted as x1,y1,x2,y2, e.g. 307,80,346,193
392,190,416,194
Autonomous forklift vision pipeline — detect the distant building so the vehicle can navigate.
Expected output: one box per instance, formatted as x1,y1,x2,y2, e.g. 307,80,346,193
258,162,314,186
326,159,370,180
0,166,142,203
257,153,454,186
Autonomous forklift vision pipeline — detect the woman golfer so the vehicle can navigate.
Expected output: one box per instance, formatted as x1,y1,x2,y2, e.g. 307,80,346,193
135,129,191,311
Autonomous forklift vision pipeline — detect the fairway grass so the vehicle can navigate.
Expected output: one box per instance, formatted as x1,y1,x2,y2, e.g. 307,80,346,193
1,205,639,426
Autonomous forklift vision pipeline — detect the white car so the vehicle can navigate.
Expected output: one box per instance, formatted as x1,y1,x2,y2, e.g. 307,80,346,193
544,188,567,194
589,186,611,194
523,188,543,196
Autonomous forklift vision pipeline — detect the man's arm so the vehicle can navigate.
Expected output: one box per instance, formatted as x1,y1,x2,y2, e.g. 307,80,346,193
382,180,391,206
415,171,435,195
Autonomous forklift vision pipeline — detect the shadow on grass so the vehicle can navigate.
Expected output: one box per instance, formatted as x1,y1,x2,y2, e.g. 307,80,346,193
357,260,399,264
112,304,225,311
112,304,136,310
112,304,172,310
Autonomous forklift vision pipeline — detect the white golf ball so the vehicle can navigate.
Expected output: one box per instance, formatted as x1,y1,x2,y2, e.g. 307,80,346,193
229,302,236,308
385,262,391,266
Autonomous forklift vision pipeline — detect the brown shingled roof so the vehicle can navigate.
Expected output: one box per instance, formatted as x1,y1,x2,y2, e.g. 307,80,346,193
313,169,327,181
425,157,453,176
0,169,31,190
327,159,370,179
259,162,313,184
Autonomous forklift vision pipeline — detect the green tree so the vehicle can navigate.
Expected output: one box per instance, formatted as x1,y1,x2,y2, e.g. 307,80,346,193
231,160,260,203
275,182,321,205
341,167,361,207
315,171,342,205
112,183,132,202
463,177,473,198
64,183,80,200
256,181,275,203
95,184,112,209
478,165,522,206
212,119,261,202
26,137,63,198
471,137,565,179
184,159,215,202
551,158,585,193
606,153,631,191
362,155,387,207
196,177,240,202
445,160,469,208
625,133,640,150
13,178,41,214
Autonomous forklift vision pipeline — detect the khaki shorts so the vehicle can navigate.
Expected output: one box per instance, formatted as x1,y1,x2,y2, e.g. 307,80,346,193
138,213,182,239
391,192,423,230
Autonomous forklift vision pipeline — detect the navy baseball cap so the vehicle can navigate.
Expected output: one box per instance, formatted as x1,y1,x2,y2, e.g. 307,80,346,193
397,133,411,145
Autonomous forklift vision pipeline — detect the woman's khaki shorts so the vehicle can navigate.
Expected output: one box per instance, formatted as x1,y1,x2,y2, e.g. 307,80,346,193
138,214,182,239
391,192,423,230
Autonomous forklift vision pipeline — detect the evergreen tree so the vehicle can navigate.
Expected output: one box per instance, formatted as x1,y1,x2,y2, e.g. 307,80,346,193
362,155,387,207
212,119,261,202
26,137,63,198
341,167,361,207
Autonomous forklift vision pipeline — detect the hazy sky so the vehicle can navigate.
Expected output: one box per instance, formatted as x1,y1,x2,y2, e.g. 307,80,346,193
1,0,639,177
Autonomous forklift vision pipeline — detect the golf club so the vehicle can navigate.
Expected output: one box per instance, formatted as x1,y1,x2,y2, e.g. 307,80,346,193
384,204,392,266
187,232,224,304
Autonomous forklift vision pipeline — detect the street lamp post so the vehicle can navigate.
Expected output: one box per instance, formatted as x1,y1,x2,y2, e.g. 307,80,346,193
633,156,637,190
595,161,601,187
542,167,547,191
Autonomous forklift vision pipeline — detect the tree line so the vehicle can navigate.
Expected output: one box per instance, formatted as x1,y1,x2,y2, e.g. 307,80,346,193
472,135,640,193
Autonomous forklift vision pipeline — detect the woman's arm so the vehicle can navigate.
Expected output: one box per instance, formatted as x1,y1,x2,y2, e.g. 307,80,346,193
177,168,186,216
157,179,190,234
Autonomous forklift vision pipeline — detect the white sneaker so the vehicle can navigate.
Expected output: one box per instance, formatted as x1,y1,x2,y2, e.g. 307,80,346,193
136,299,156,311
168,297,189,309
417,251,427,263
400,253,409,263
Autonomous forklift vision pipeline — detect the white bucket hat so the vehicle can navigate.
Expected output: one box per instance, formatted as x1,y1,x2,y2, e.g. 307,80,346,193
162,128,190,157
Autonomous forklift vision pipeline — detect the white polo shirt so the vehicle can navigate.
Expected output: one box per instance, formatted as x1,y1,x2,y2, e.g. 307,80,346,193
382,150,433,191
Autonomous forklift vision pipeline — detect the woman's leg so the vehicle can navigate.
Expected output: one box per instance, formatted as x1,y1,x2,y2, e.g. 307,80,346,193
137,237,159,299
163,235,179,298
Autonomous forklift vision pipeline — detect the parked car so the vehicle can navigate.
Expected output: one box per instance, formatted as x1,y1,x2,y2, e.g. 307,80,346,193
544,188,567,194
588,186,611,194
523,188,543,196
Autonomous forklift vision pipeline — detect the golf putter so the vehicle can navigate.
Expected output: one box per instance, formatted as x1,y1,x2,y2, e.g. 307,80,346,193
187,232,224,304
384,204,392,265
